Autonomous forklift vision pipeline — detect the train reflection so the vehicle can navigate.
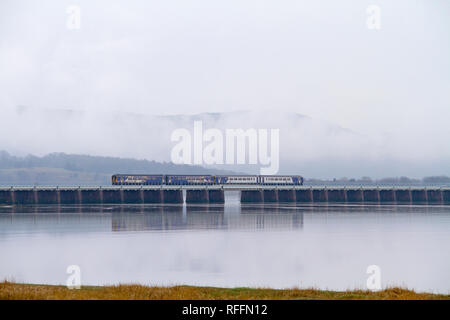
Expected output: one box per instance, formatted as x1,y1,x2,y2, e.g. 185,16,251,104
111,204,304,232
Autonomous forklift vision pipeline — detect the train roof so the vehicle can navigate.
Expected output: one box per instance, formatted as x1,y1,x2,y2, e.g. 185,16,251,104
112,174,213,176
112,174,164,176
112,174,303,177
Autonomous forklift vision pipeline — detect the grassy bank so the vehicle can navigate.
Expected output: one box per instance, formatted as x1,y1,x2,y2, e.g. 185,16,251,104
1,281,449,300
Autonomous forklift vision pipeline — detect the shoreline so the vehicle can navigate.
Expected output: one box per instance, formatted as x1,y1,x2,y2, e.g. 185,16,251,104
1,282,449,300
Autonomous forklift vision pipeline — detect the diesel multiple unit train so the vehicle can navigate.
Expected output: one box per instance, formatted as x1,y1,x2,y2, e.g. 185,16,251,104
112,174,304,186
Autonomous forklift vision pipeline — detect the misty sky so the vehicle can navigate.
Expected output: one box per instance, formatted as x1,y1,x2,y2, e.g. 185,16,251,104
0,0,449,177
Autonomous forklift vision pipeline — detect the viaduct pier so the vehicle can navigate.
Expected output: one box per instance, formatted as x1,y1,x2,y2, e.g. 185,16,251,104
0,186,449,205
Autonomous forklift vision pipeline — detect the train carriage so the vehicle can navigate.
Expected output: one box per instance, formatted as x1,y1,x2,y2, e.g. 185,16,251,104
112,174,304,186
292,176,304,185
216,175,259,184
112,174,164,185
261,175,304,185
165,175,215,185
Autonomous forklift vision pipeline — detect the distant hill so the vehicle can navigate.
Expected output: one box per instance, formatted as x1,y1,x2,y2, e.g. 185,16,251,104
0,151,448,187
3,106,450,178
0,151,238,186
2,106,368,177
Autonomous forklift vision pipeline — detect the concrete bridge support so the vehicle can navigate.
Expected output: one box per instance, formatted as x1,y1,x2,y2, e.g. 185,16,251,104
163,190,183,204
186,189,209,203
380,189,396,203
241,190,264,203
36,190,59,205
102,189,123,204
411,189,427,203
278,189,296,202
59,190,81,205
427,190,443,204
0,190,13,205
13,190,36,205
208,190,225,203
346,189,363,203
327,189,347,202
80,189,102,204
395,189,412,203
143,190,163,203
443,190,450,204
313,189,328,202
122,189,143,204
363,189,380,203
263,189,279,203
296,189,313,202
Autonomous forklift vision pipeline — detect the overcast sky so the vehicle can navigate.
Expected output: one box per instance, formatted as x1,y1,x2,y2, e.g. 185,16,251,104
0,0,449,177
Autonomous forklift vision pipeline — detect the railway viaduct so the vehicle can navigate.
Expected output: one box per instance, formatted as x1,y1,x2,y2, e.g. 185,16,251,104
0,186,449,205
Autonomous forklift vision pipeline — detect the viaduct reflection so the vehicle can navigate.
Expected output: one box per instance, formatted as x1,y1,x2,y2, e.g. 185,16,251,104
2,202,447,234
111,204,304,232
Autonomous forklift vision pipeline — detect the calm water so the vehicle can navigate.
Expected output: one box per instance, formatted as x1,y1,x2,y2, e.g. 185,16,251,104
1,194,449,293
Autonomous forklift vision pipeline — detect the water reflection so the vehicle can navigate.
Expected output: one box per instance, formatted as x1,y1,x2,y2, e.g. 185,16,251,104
110,204,304,232
1,203,450,235
0,204,305,233
0,202,450,292
112,206,183,232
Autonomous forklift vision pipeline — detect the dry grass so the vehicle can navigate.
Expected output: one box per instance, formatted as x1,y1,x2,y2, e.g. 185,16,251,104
0,281,448,300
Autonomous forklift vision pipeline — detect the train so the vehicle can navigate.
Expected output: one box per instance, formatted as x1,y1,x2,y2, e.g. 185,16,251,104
111,174,304,186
